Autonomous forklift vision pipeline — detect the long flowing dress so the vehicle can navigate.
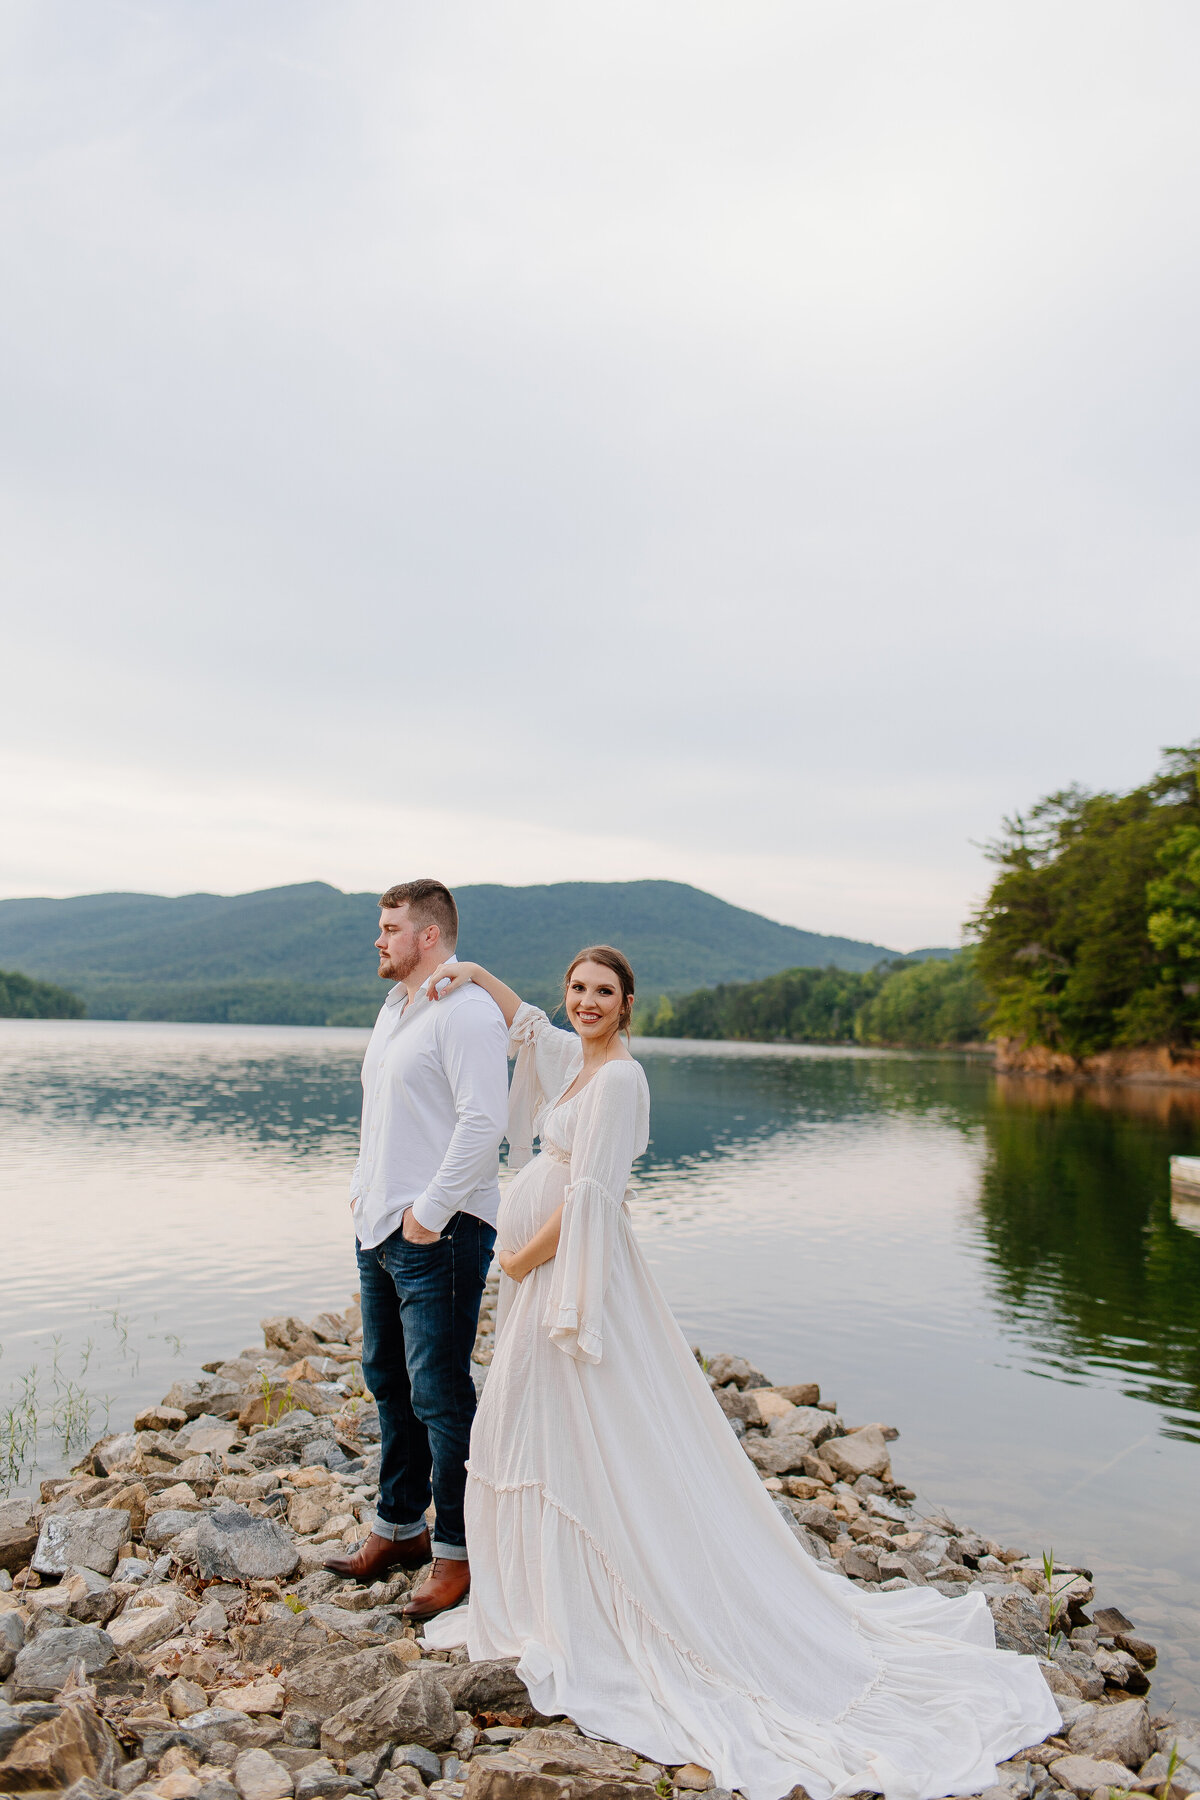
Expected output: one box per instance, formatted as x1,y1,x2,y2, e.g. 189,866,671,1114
423,1005,1059,1800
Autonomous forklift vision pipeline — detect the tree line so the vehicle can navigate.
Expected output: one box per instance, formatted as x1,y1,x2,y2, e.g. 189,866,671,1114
641,741,1200,1054
638,954,990,1047
0,968,85,1019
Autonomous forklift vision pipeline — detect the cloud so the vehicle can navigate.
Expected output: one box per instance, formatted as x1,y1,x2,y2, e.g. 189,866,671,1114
2,1,1198,944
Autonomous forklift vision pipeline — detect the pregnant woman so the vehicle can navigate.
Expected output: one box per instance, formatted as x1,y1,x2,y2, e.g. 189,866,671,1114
421,945,1058,1800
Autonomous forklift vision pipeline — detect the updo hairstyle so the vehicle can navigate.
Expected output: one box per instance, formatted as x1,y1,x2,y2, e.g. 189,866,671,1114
563,944,636,1036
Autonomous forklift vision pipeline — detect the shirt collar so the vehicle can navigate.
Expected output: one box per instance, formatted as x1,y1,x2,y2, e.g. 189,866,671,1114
384,953,459,1012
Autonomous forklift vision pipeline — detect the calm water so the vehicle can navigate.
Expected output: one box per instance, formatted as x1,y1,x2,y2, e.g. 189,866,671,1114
2,1021,1199,1708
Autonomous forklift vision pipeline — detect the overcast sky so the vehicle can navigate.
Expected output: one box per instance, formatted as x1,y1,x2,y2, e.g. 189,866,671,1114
2,2,1197,948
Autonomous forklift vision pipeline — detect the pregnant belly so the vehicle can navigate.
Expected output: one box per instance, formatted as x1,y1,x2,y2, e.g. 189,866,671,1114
497,1153,569,1251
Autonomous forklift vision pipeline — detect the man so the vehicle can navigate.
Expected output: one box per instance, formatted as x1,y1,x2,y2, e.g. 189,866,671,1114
326,878,509,1620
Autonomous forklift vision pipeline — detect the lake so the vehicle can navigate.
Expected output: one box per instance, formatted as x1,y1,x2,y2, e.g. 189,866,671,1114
2,1019,1199,1711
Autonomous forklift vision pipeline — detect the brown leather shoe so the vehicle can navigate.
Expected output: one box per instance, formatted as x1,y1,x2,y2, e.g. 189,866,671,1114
324,1527,431,1581
402,1556,471,1620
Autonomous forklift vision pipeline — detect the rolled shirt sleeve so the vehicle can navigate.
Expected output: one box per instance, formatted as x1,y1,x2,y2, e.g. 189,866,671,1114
409,997,511,1234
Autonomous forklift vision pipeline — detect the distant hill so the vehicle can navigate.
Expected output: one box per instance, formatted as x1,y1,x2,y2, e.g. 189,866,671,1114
0,880,945,1026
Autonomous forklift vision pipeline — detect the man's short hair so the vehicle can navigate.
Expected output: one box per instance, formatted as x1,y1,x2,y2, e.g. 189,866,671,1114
378,878,459,949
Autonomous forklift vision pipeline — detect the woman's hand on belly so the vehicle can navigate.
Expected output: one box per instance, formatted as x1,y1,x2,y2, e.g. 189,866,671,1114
498,1203,565,1283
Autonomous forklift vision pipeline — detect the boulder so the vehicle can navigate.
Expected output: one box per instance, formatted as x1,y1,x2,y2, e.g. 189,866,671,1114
182,1504,299,1582
240,1608,336,1668
821,1427,891,1483
284,1643,418,1722
0,1610,25,1678
161,1377,243,1421
771,1383,820,1407
135,1404,189,1433
376,1769,425,1800
1050,1646,1106,1701
233,1747,293,1800
146,1483,204,1517
988,1590,1050,1656
769,1406,836,1447
262,1318,327,1360
214,1680,286,1716
294,1756,365,1799
436,1657,537,1720
784,1502,840,1543
302,1603,406,1646
33,1508,132,1578
239,1385,332,1431
241,1415,325,1469
145,1509,208,1550
107,1603,185,1656
177,1416,243,1458
0,1498,40,1574
1049,1754,1136,1794
11,1626,117,1701
181,1709,286,1753
742,1434,815,1477
704,1354,769,1390
320,1668,457,1759
0,1698,123,1792
1066,1696,1153,1768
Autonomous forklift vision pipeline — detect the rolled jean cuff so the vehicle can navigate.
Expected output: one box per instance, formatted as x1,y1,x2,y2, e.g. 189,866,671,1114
432,1539,469,1561
372,1516,429,1542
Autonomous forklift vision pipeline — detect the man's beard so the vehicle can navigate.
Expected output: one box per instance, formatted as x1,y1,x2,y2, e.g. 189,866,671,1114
379,942,421,982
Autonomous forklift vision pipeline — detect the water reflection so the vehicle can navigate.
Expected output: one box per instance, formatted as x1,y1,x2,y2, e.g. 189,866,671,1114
2,1022,1200,1703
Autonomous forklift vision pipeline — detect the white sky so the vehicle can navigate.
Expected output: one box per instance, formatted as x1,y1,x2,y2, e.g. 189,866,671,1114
2,2,1197,948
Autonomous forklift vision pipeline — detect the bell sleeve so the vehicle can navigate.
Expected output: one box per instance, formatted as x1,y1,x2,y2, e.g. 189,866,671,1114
543,1061,648,1364
505,1001,583,1170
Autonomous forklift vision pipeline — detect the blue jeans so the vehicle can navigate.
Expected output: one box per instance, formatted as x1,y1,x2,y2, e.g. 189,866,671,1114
356,1212,495,1560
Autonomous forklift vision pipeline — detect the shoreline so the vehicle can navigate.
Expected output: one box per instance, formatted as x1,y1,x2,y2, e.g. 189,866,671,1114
1,1290,1197,1800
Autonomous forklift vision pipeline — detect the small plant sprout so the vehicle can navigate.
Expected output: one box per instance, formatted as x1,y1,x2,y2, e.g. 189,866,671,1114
1041,1549,1080,1654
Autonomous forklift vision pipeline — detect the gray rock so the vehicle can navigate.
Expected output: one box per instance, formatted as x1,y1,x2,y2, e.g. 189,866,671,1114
193,1598,230,1636
161,1376,243,1420
347,1746,393,1785
768,1406,836,1447
242,1414,324,1468
143,1509,206,1550
1049,1753,1134,1794
704,1354,770,1390
115,1757,150,1792
378,1770,426,1800
283,1711,323,1747
394,1743,444,1783
839,1546,880,1582
877,1552,926,1586
987,1590,1048,1655
435,1659,535,1721
284,1643,417,1722
182,1709,286,1753
0,1699,52,1758
864,1494,911,1524
441,1757,468,1782
11,1624,117,1700
822,1426,891,1482
0,1498,39,1574
296,1755,366,1797
1066,1695,1153,1768
303,1602,406,1645
183,1503,299,1582
0,1608,25,1678
321,1668,457,1759
32,1509,132,1578
232,1747,293,1800
785,1501,841,1542
195,1784,241,1800
1049,1646,1106,1701
743,1433,815,1477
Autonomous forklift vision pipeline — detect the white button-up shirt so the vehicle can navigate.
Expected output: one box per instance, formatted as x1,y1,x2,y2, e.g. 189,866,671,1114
350,963,510,1248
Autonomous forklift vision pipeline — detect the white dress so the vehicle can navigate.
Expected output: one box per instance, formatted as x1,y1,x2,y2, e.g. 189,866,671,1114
424,1005,1058,1800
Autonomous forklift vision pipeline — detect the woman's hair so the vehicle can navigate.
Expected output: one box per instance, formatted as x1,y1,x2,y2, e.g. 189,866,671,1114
563,944,636,1036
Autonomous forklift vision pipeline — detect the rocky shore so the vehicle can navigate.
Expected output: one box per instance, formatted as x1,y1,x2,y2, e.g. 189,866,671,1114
1,1283,1196,1800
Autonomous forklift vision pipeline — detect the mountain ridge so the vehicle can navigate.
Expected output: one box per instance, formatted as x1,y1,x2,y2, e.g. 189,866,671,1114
0,879,945,1025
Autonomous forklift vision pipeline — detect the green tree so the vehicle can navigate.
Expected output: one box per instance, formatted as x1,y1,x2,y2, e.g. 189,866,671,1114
971,743,1200,1055
0,968,85,1019
855,953,990,1047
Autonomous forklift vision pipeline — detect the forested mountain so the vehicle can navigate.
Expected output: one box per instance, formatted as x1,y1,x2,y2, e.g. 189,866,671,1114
0,880,918,1026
